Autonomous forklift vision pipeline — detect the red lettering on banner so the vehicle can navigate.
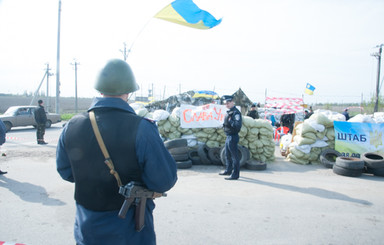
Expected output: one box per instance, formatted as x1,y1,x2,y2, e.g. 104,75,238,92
213,108,225,121
182,105,226,127
183,109,193,123
202,104,210,110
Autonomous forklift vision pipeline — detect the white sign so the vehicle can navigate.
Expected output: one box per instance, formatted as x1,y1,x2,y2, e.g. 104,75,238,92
180,104,227,128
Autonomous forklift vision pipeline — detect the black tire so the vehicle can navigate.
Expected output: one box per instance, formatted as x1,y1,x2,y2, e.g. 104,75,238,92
164,139,187,149
188,150,202,165
335,157,365,170
198,144,211,165
245,159,267,171
168,146,189,155
176,160,192,169
240,146,251,162
333,164,363,177
367,167,384,177
361,152,384,169
220,146,247,167
45,120,52,128
172,153,189,161
208,147,222,165
4,121,12,132
320,149,341,168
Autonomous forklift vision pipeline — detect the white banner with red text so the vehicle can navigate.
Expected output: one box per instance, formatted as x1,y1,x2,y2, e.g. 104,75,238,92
180,104,227,128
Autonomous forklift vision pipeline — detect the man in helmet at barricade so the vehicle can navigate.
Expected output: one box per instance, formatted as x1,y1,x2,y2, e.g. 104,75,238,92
219,95,242,180
56,59,177,245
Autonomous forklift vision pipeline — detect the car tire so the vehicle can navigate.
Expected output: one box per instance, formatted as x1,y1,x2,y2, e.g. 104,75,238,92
164,139,188,149
220,146,247,167
333,164,363,177
176,160,192,169
188,150,202,165
240,146,251,162
3,121,12,132
361,152,384,169
172,153,189,161
367,167,384,177
208,147,222,165
198,144,211,165
320,149,341,168
168,146,189,155
245,159,267,171
335,157,365,170
45,120,52,128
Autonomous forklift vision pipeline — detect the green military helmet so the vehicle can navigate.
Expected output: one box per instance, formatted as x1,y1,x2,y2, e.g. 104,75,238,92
95,59,139,95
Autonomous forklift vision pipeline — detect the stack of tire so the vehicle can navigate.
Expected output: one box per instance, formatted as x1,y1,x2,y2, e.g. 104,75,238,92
194,144,222,165
320,149,341,168
362,152,384,177
164,139,192,169
186,144,223,166
332,156,365,177
219,145,267,171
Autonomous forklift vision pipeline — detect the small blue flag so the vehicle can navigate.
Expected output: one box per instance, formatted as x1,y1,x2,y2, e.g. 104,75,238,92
305,83,316,95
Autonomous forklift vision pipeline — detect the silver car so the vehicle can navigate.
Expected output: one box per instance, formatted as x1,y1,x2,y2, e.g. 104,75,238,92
0,106,61,132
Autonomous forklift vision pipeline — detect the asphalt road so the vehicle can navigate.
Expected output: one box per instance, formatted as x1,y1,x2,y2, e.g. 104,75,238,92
0,123,384,245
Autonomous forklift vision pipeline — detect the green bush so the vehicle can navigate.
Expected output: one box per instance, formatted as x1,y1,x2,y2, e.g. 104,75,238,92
61,113,75,121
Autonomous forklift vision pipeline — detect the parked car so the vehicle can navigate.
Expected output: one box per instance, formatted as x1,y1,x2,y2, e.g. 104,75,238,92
0,106,61,132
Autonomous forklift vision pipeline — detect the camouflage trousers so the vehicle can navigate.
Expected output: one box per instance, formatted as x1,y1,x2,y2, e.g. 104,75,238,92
36,123,46,142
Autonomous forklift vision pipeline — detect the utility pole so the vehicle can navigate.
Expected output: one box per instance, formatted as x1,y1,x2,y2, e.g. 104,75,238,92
45,63,54,112
371,44,383,112
55,0,62,114
119,42,129,61
71,59,80,113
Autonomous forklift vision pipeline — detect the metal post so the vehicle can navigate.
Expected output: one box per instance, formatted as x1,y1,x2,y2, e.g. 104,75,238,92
55,0,62,114
372,44,383,113
71,59,79,113
120,42,128,61
46,63,50,112
75,62,78,113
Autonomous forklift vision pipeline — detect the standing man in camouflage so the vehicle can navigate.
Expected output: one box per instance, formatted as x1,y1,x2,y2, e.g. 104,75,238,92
219,95,242,180
34,99,48,144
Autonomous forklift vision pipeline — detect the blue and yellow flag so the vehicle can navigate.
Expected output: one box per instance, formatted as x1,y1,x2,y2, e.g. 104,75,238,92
305,83,316,95
192,90,220,99
155,0,222,29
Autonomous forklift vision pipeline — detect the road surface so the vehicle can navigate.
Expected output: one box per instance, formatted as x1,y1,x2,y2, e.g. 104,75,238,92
0,123,383,245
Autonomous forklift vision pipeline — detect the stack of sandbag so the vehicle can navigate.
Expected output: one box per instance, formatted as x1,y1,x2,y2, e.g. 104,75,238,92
287,110,344,165
348,112,384,124
143,107,275,163
242,116,275,163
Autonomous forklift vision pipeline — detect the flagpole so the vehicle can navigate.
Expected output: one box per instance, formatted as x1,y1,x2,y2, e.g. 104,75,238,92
126,18,153,60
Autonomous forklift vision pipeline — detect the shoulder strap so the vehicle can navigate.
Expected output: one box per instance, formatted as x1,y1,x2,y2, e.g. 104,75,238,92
89,110,123,187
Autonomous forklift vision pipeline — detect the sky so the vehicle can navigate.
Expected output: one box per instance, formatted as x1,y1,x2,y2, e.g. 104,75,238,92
0,0,383,106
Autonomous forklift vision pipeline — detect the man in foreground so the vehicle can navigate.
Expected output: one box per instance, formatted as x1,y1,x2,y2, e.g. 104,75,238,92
219,95,242,180
56,59,177,245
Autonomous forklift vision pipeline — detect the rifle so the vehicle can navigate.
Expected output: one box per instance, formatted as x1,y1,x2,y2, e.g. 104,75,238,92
118,181,167,231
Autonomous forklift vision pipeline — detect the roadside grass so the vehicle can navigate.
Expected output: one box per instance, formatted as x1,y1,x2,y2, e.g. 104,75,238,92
61,114,75,121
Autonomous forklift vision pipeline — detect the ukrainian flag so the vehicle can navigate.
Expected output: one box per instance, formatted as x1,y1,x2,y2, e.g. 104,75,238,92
155,0,222,29
305,83,316,95
192,90,220,99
